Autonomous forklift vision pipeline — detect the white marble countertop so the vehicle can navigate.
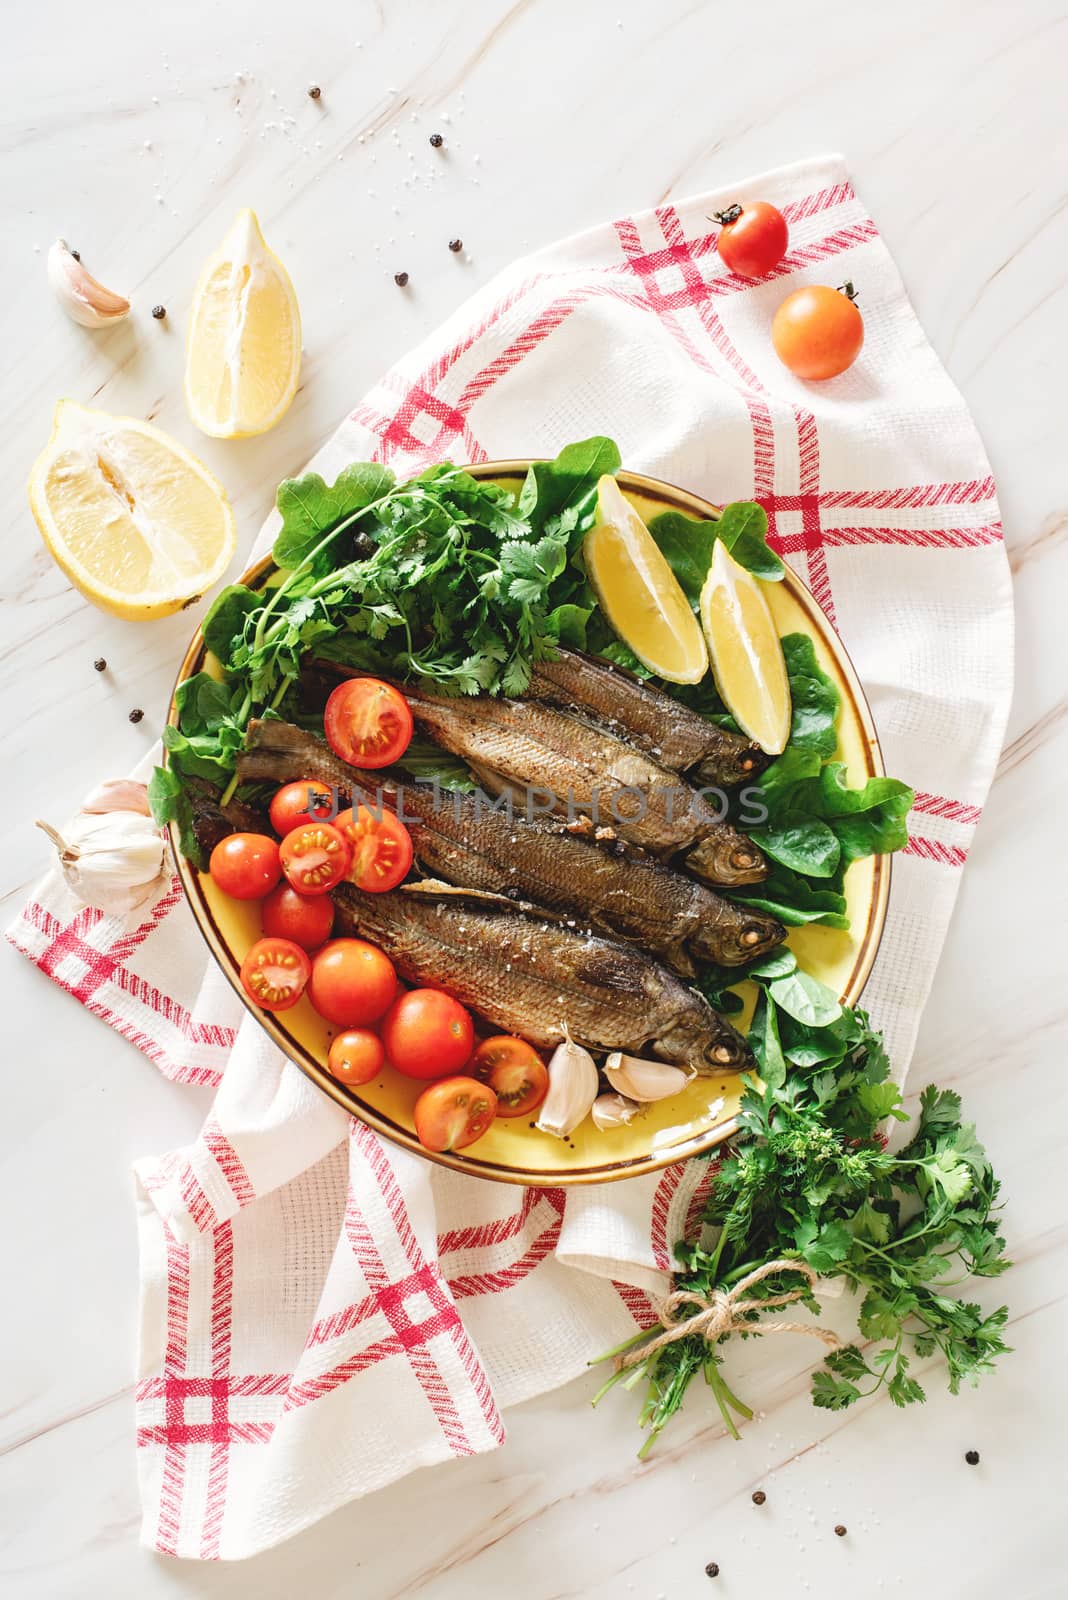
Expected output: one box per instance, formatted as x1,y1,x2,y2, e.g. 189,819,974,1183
2,0,1065,1593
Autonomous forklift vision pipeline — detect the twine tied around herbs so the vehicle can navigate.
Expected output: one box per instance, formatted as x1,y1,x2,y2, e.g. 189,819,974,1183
615,1259,841,1370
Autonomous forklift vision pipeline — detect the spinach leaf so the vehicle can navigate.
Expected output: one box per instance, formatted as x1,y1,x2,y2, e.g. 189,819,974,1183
148,764,203,870
767,968,842,1028
203,585,261,666
780,634,840,756
518,437,621,538
731,865,850,929
750,811,841,878
715,502,785,581
646,502,784,603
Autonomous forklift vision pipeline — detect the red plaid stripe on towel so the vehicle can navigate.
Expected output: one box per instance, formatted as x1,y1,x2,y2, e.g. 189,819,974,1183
8,155,1012,1559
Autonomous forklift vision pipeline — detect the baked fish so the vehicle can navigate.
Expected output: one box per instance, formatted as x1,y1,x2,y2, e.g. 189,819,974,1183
333,881,752,1072
528,648,768,787
237,720,785,968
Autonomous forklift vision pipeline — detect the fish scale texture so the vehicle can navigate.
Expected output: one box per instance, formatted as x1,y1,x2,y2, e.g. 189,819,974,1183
8,155,1012,1560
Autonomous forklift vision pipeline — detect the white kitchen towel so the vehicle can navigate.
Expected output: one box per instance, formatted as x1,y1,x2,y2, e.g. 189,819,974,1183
8,154,1013,1559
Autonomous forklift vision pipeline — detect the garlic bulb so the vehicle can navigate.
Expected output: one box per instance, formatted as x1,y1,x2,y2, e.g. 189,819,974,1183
37,812,167,915
603,1052,693,1103
591,1092,641,1131
81,778,151,816
48,239,131,328
536,1026,599,1138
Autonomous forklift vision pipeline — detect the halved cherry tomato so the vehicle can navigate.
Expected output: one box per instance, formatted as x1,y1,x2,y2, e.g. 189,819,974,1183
269,780,339,837
239,937,311,1012
327,1028,386,1087
308,938,397,1026
469,1036,549,1118
261,883,334,951
335,804,413,893
279,821,352,896
210,832,281,900
414,1076,498,1152
713,200,789,278
381,989,475,1080
324,678,414,770
772,282,864,380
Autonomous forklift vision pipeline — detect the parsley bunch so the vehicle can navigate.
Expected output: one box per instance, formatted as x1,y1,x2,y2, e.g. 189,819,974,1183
595,976,1011,1456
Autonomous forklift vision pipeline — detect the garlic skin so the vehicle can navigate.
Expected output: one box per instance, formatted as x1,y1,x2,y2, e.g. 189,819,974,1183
603,1052,693,1103
536,1027,600,1138
591,1092,641,1131
81,778,151,816
48,239,131,328
37,812,167,916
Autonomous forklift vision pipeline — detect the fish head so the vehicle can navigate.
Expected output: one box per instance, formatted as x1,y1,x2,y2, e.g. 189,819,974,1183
652,1016,752,1075
695,743,769,787
690,911,786,967
684,827,768,888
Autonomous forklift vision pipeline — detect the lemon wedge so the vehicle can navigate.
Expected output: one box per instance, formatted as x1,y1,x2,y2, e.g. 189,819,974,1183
184,208,301,439
699,540,791,753
28,400,236,620
584,475,708,684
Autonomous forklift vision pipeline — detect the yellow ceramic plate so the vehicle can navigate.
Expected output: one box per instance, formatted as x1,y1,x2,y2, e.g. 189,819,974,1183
168,466,889,1186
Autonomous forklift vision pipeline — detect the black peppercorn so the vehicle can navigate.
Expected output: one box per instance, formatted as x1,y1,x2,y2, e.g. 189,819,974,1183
752,1490,766,1505
448,237,463,253
93,657,107,673
71,249,81,261
394,271,409,287
965,1449,980,1465
129,708,144,724
429,132,444,148
834,1524,847,1538
151,304,166,320
705,1562,720,1578
308,84,321,99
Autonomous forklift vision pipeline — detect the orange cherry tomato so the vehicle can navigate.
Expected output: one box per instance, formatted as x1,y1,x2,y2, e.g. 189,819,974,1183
414,1076,498,1152
772,282,864,380
328,1028,386,1086
308,938,397,1026
261,883,334,951
239,937,311,1012
324,678,414,769
279,821,352,896
269,780,339,837
468,1036,548,1118
381,989,475,1080
335,804,413,893
209,832,281,900
713,201,789,278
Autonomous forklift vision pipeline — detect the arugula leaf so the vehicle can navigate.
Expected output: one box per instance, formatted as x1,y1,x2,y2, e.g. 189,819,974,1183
273,462,396,569
517,437,621,535
646,502,784,603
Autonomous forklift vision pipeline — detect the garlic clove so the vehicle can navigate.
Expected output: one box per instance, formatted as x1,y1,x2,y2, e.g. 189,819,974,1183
37,810,167,915
48,239,131,329
82,778,151,816
536,1025,600,1139
603,1052,693,1103
591,1092,642,1131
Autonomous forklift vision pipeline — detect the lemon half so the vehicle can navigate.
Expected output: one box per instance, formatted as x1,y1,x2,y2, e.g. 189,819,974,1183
184,208,301,439
28,400,236,620
584,475,708,685
699,540,791,754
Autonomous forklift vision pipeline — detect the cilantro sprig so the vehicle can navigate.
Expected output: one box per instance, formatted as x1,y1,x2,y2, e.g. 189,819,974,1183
595,975,1011,1456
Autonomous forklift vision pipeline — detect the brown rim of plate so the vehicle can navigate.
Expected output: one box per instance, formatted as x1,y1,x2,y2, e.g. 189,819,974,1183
167,462,890,1187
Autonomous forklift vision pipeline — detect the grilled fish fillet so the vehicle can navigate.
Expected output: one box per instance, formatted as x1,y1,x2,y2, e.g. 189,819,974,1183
237,720,785,968
528,648,769,787
333,881,752,1072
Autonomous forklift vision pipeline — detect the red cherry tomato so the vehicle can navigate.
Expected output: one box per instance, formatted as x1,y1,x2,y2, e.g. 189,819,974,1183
308,938,397,1026
239,937,311,1012
279,821,352,896
324,678,414,770
268,780,339,837
414,1076,498,1152
209,832,281,900
772,283,864,380
328,1028,386,1086
468,1036,549,1118
335,804,413,893
261,883,334,951
381,989,475,1080
714,201,789,278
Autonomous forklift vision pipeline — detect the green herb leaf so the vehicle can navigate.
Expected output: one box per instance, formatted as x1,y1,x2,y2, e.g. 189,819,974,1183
767,968,842,1027
518,437,621,536
202,584,261,666
750,811,841,878
273,462,396,569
